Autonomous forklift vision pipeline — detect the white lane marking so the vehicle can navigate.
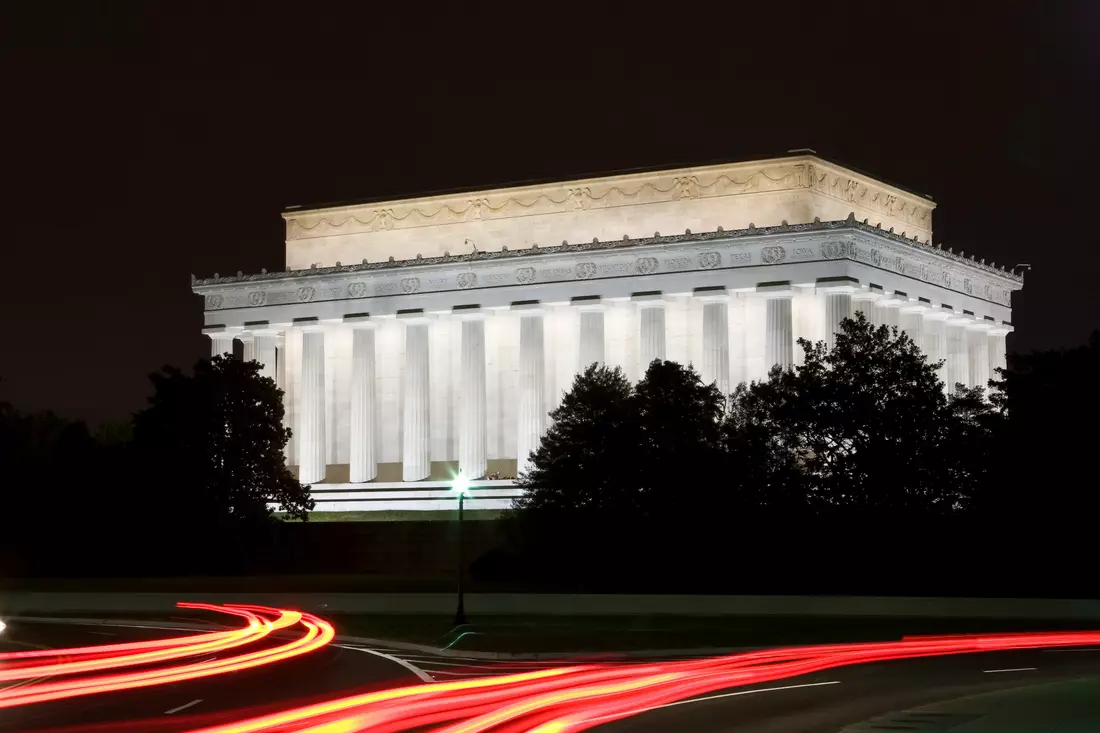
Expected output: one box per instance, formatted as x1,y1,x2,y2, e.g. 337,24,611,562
420,668,524,677
398,656,551,666
983,667,1037,673
88,631,116,637
394,659,543,670
580,680,842,724
335,644,434,683
164,699,203,715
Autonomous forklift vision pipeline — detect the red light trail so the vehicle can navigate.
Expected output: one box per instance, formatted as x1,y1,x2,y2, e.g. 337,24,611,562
5,605,1099,733
179,629,1100,733
0,603,333,709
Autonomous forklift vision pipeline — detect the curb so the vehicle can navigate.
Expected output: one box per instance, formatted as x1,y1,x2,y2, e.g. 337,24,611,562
9,616,750,662
334,634,751,661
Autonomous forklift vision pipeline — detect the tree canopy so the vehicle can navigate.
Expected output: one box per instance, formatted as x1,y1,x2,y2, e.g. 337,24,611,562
729,312,994,514
132,354,313,526
516,312,999,524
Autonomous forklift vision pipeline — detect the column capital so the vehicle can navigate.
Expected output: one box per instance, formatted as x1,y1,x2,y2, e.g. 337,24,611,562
693,286,730,303
925,305,953,321
988,322,1014,336
396,309,433,324
852,290,882,304
511,301,548,316
756,281,794,298
966,319,993,331
453,305,489,320
900,301,930,314
816,276,860,294
343,312,376,328
570,295,606,312
293,316,328,332
946,312,973,326
631,291,667,308
202,326,241,338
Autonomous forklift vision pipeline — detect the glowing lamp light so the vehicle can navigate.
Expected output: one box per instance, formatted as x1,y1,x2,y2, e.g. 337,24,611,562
451,473,471,496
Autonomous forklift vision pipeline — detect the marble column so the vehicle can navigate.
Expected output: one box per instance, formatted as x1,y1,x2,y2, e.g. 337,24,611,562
967,322,992,390
853,292,881,325
516,306,546,476
922,309,950,387
577,304,606,371
207,332,234,358
899,304,927,349
762,286,794,371
824,290,854,349
697,289,730,395
349,321,377,483
636,296,666,371
277,332,289,460
254,332,278,382
875,294,901,332
945,315,971,393
988,326,1010,383
239,333,256,364
457,310,487,480
298,325,327,485
401,316,431,482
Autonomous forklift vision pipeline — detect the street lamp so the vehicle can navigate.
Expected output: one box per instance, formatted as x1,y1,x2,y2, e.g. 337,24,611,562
450,473,471,626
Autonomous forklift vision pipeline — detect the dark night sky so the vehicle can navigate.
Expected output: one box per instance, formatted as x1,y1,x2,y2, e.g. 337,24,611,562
1,2,1097,425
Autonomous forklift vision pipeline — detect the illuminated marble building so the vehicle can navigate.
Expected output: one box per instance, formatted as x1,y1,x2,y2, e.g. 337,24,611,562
192,154,1021,511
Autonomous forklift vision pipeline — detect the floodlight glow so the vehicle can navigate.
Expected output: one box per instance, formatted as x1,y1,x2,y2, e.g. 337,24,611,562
451,473,471,495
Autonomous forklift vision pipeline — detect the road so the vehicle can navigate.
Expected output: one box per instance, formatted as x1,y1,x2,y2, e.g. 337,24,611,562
0,616,420,732
2,613,1099,732
600,647,1100,732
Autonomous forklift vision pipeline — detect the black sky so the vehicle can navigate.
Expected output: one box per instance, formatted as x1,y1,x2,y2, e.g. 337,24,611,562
1,2,1097,425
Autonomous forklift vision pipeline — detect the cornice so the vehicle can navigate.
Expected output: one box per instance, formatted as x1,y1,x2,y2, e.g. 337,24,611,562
194,218,1020,317
281,156,935,241
196,216,1021,291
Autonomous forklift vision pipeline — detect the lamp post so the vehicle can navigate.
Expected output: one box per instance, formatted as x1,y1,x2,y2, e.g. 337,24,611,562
451,473,471,626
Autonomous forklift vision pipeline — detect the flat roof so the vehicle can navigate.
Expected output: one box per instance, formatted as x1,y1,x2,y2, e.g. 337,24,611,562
283,150,935,215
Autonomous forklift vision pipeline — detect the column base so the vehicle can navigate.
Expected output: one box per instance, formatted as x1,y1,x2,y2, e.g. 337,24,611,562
288,459,519,483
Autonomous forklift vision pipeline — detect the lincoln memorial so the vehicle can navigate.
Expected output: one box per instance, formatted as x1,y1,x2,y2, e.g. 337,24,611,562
192,154,1022,512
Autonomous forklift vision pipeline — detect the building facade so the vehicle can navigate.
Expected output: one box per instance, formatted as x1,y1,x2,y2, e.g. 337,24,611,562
192,155,1022,511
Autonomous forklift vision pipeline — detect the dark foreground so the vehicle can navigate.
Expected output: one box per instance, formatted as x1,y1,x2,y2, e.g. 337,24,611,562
2,617,1098,732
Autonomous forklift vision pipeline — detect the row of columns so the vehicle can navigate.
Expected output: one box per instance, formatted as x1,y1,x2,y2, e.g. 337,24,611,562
208,285,1008,484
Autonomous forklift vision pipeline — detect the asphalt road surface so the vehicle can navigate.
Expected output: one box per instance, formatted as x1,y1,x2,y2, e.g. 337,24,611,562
3,616,1099,732
0,617,421,733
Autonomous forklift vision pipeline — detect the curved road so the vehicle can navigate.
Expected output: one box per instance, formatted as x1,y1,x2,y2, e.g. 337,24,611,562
2,614,1099,732
0,617,420,732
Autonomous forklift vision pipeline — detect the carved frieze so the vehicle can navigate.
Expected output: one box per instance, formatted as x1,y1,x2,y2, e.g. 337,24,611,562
761,245,786,264
197,220,1021,315
284,158,935,242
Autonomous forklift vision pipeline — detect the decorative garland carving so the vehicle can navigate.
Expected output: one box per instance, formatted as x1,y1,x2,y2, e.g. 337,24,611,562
761,245,787,264
697,251,721,269
284,161,934,241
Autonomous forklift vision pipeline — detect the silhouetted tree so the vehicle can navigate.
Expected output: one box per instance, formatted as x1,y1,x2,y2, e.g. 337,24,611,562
987,331,1100,524
515,364,638,519
722,379,806,513
727,312,981,514
632,360,726,520
132,354,313,528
